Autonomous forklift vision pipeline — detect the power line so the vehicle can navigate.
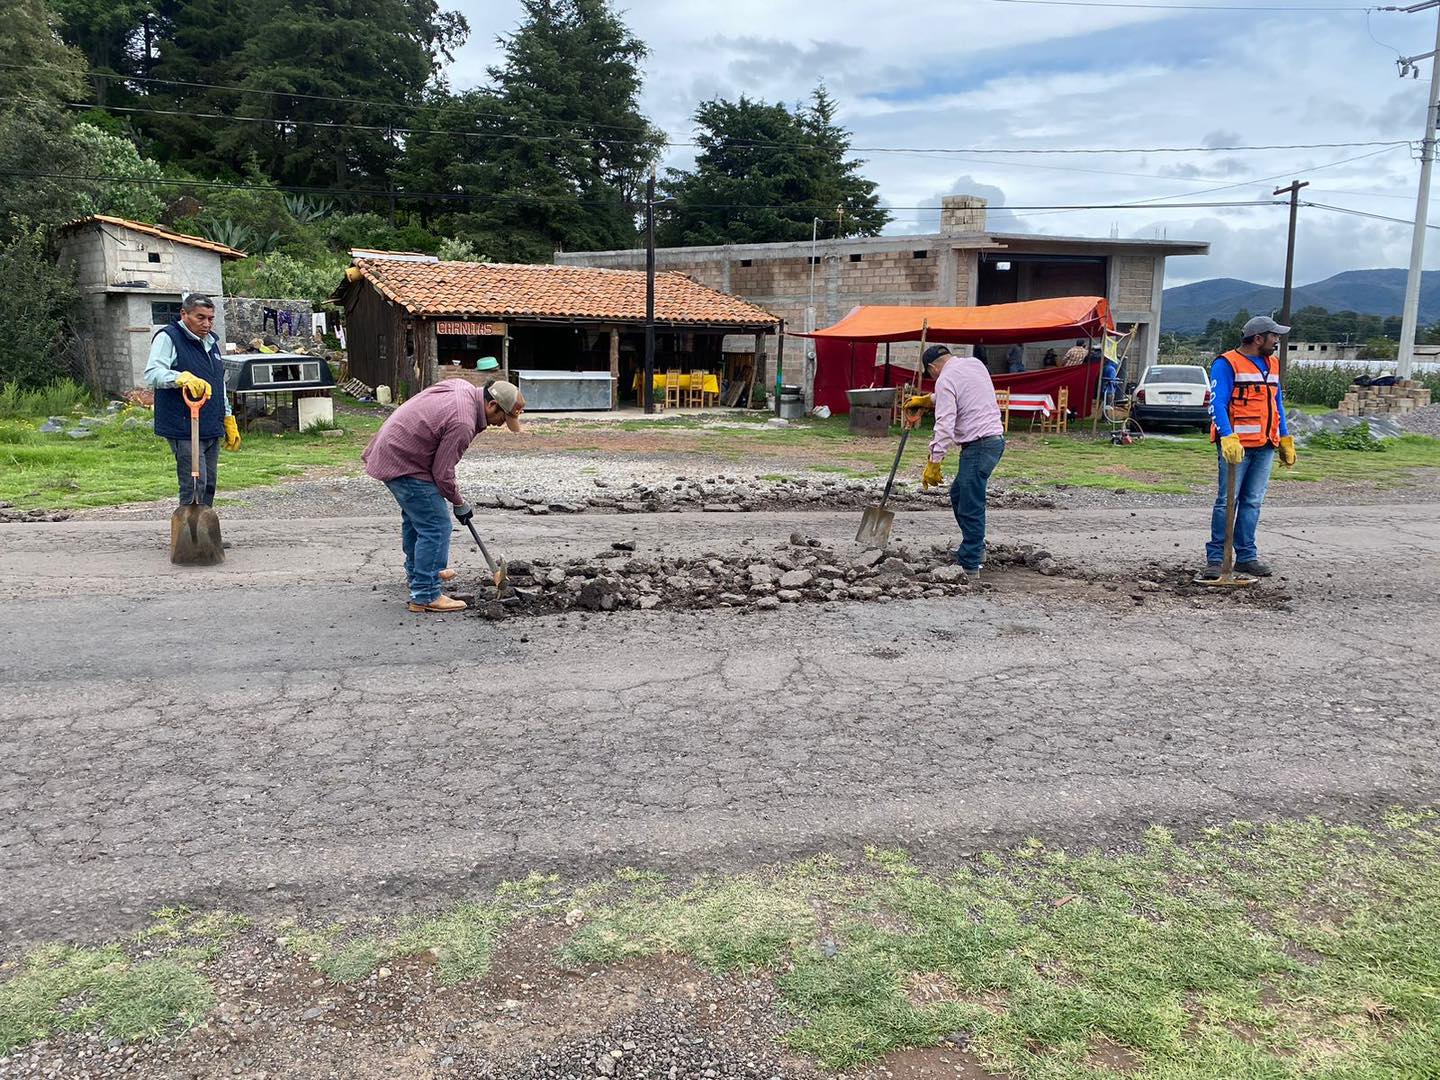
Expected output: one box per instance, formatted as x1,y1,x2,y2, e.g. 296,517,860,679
0,167,1285,213
40,98,1411,159
1306,199,1440,228
987,0,1373,8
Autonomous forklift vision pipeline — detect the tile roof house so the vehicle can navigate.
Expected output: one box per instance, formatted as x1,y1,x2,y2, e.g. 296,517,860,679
331,258,779,410
56,215,247,394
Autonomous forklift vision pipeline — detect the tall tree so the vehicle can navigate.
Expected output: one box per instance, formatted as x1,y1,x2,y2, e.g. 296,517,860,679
0,0,95,235
52,0,155,102
657,84,889,247
411,0,663,262
137,0,467,191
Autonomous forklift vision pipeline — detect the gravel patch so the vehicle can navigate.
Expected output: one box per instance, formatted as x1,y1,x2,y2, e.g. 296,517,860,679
1398,402,1440,437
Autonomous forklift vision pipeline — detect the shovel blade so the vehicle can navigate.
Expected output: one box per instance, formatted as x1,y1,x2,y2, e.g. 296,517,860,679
855,505,894,549
170,504,225,566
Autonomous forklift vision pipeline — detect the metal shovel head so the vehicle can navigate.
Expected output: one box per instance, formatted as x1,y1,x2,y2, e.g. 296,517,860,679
855,504,894,549
170,503,224,565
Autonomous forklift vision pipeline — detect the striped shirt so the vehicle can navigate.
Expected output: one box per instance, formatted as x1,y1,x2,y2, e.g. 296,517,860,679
362,380,488,504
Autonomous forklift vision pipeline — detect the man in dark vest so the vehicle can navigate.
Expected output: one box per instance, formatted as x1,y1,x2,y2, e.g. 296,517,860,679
144,294,241,508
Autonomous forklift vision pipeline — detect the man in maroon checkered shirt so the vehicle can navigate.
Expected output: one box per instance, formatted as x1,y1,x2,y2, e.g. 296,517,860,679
363,379,524,612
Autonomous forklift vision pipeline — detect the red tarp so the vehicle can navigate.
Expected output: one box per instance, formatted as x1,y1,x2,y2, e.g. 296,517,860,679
802,296,1114,346
991,363,1104,419
813,339,938,414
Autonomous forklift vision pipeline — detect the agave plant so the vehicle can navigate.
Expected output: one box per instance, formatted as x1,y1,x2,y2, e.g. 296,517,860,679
199,218,254,252
284,195,334,224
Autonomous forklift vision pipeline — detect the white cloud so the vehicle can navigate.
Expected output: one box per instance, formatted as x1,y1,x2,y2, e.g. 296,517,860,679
450,1,1440,285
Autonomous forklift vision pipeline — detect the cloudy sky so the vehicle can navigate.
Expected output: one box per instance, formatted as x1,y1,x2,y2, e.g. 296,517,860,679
450,0,1439,287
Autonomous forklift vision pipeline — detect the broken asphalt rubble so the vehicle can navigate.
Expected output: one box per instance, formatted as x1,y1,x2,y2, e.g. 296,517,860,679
464,533,1075,620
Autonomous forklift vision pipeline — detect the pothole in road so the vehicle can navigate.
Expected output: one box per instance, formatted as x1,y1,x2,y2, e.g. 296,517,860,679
457,535,1292,620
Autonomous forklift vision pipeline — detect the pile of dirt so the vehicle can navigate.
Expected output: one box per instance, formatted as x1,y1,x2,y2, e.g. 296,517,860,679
464,535,1076,619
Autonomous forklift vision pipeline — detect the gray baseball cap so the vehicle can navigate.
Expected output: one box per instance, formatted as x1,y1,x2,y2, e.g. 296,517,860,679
1242,315,1290,338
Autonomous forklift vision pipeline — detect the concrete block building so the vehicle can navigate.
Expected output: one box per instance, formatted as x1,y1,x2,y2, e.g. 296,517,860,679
556,195,1208,400
56,215,245,394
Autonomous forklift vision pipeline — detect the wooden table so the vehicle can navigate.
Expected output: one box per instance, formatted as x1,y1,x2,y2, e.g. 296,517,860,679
633,373,721,395
1004,392,1056,418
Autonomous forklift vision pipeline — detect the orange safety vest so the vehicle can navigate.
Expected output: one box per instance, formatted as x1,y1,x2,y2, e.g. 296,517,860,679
1210,349,1281,448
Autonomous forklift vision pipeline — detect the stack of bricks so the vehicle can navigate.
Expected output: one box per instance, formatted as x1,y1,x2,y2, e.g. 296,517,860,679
1337,379,1433,418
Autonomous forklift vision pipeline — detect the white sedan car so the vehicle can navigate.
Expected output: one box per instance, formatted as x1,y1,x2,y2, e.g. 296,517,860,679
1130,364,1213,431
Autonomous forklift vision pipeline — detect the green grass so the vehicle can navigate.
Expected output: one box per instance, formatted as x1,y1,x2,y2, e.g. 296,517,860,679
279,871,562,986
0,380,96,420
556,816,1440,1078
0,907,247,1053
4,817,1438,1074
0,405,384,510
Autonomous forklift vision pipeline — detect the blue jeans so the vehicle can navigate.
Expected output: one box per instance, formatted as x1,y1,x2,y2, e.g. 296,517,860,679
383,477,452,604
1206,445,1274,565
949,435,1005,571
168,436,219,506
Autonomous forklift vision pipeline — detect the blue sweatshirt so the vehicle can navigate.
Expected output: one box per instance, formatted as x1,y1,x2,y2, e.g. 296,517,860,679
1209,352,1288,439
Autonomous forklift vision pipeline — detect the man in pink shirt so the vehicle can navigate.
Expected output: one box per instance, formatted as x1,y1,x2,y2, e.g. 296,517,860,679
363,379,524,612
905,345,1005,575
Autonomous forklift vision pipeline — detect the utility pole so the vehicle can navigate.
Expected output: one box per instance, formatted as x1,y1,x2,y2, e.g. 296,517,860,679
1393,0,1440,378
644,170,656,415
1272,179,1308,380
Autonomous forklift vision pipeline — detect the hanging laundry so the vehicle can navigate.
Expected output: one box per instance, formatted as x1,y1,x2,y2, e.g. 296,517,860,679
277,310,294,336
261,307,279,333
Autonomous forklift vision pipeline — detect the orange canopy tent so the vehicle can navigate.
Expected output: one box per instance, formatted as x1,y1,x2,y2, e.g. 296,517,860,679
801,296,1114,346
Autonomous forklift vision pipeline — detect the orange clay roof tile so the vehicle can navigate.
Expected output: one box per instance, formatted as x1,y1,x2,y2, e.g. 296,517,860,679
347,260,777,327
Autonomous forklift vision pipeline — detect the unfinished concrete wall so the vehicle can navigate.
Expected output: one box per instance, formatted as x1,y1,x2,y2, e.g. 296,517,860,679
225,297,316,349
57,224,229,394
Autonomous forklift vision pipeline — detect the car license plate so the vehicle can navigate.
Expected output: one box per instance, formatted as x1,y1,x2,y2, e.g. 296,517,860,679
1163,392,1187,400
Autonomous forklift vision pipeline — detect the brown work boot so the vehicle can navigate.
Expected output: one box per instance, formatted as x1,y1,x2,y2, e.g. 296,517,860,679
407,595,468,613
438,568,457,582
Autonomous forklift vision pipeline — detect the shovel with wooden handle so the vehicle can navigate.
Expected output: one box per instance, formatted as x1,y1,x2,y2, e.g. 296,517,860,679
169,386,224,566
856,319,928,550
1196,461,1253,588
855,423,914,550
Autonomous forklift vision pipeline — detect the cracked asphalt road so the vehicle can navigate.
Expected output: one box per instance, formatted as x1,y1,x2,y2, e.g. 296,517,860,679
3,502,1439,947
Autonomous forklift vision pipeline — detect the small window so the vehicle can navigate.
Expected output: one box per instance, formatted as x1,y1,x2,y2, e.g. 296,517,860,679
739,259,752,267
253,361,320,385
148,252,161,264
913,250,928,259
808,256,820,265
150,301,182,324
849,253,862,262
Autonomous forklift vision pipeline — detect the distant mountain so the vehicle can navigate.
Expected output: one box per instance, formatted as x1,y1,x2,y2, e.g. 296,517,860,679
1160,269,1440,333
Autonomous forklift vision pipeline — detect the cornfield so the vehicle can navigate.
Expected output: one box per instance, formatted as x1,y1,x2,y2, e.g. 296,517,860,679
1283,364,1440,408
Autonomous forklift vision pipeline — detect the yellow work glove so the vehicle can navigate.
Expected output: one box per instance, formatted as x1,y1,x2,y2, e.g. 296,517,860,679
904,394,934,411
174,371,211,401
1219,434,1244,466
1278,435,1296,467
223,415,241,451
921,460,944,490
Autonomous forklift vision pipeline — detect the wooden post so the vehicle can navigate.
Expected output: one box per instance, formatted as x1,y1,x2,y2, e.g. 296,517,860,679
501,332,510,382
609,327,620,410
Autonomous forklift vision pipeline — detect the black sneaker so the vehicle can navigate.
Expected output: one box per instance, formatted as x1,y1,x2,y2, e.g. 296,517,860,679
1234,560,1271,577
1198,563,1222,580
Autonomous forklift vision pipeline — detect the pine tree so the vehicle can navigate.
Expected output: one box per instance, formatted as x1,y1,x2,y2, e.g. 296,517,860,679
416,0,663,262
136,0,467,192
658,84,890,246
